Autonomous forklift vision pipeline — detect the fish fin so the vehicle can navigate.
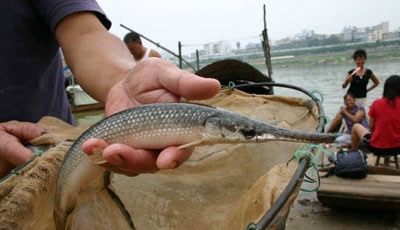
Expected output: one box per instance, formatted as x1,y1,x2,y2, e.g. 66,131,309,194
87,147,107,164
178,139,204,149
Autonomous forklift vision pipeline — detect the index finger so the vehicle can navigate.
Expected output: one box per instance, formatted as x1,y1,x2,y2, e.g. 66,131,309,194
2,121,45,141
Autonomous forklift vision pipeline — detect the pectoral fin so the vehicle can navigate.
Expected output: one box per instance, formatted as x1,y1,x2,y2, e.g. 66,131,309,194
177,139,205,149
87,147,107,164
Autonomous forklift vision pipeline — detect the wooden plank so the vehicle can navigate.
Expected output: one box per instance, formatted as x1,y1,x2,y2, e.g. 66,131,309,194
317,148,400,210
321,174,400,184
368,165,400,176
319,182,400,199
317,192,400,210
71,103,104,112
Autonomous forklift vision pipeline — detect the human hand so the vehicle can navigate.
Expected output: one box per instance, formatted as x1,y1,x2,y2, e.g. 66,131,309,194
351,67,361,76
340,107,346,115
83,58,221,176
0,121,45,178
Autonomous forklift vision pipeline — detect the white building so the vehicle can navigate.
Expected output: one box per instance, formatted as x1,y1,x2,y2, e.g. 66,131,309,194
203,41,232,56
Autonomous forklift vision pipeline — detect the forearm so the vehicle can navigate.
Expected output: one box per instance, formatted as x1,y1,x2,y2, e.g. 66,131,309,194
367,82,378,92
367,74,380,92
56,13,135,102
327,113,343,132
342,111,358,123
342,75,351,88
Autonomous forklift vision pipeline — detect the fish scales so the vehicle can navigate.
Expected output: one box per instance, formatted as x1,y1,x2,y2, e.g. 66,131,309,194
54,103,339,230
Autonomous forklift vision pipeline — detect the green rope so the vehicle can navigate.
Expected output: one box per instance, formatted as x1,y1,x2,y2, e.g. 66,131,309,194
221,81,236,90
320,114,330,127
7,150,44,176
306,97,330,128
310,90,324,103
300,169,321,192
33,150,44,158
290,144,334,192
228,81,236,89
306,99,314,111
246,223,262,230
9,167,21,176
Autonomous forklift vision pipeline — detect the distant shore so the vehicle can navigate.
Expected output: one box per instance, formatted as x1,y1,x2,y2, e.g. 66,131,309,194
251,45,400,69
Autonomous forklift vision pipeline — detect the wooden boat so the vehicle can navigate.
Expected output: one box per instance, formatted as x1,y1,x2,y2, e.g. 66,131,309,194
64,66,104,113
66,85,104,112
317,150,400,211
0,87,324,230
196,59,273,95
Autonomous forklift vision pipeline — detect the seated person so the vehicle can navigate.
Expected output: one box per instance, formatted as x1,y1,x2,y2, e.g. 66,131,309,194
123,31,161,62
351,75,400,155
327,93,369,145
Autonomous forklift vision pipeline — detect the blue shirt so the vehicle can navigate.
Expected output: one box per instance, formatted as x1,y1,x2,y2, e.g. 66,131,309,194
344,105,369,134
0,0,111,125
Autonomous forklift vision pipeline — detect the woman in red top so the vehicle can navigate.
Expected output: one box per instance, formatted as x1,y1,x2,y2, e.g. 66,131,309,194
351,75,400,154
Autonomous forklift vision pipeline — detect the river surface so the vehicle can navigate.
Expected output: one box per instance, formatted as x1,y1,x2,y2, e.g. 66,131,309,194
74,59,400,126
72,58,400,229
268,59,400,121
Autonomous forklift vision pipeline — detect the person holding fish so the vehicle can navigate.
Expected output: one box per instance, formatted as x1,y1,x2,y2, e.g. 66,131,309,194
342,49,380,108
0,0,221,178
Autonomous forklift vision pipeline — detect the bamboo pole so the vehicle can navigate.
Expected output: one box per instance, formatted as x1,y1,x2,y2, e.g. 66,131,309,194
120,24,196,72
178,41,182,69
261,5,273,81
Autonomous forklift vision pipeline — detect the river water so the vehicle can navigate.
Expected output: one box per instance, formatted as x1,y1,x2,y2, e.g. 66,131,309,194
269,59,400,121
74,59,400,125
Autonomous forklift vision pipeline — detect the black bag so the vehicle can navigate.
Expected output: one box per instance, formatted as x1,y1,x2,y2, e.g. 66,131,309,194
334,149,368,179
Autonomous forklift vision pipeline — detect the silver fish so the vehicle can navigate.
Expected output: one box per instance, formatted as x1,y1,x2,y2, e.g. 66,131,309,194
54,103,338,229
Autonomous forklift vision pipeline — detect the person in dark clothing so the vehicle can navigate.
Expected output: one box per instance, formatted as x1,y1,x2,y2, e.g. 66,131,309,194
342,49,379,108
0,1,220,178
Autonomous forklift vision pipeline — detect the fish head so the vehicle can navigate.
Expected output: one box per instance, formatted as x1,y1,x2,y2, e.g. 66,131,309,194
204,115,275,143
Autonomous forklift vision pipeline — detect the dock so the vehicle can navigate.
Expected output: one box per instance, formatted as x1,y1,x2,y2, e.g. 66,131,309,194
317,152,400,210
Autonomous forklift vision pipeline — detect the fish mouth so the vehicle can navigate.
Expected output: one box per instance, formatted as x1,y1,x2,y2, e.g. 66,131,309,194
254,133,323,143
255,129,338,143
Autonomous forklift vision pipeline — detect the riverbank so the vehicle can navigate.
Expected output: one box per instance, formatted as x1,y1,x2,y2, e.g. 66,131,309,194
287,191,400,230
249,45,400,69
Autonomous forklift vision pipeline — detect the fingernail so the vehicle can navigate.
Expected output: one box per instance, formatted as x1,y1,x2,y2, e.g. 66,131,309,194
109,155,124,166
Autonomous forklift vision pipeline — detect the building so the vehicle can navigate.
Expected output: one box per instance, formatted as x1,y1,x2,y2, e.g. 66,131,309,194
372,21,389,34
342,22,390,42
274,37,293,46
203,41,232,56
383,30,400,41
294,29,315,41
342,26,356,41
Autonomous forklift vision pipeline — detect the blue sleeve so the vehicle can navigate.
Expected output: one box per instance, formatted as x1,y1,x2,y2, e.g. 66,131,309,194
32,0,111,33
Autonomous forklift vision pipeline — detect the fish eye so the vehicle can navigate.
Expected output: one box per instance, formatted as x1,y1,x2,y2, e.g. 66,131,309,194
241,128,256,139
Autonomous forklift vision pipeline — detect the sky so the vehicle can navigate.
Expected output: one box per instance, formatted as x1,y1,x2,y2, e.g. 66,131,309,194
96,0,400,55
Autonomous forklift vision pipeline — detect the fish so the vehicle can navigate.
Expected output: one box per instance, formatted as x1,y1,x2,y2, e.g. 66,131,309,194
53,102,338,229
